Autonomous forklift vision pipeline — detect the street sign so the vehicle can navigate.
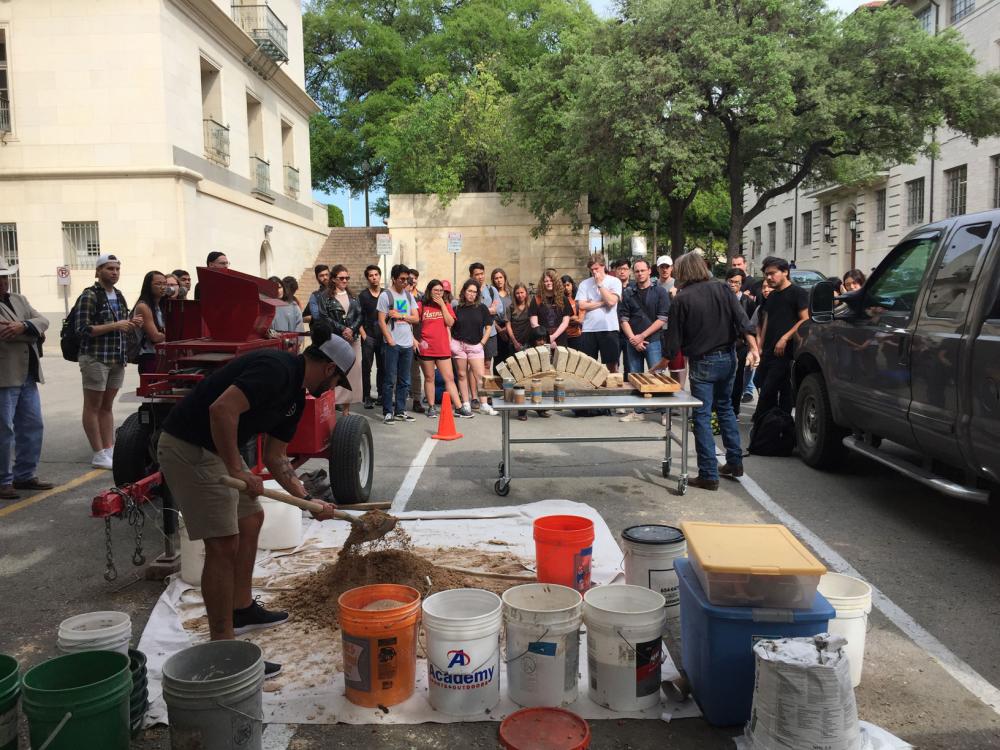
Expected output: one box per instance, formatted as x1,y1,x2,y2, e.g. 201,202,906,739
376,234,392,256
447,232,463,254
56,266,71,286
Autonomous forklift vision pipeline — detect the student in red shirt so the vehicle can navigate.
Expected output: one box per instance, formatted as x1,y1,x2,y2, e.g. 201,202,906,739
414,279,463,419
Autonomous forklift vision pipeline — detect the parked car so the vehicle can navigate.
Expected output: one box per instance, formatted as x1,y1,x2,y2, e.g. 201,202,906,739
790,268,831,290
792,210,1000,514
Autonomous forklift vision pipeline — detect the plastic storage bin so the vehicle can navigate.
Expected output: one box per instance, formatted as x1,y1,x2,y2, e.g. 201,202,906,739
676,557,834,727
680,522,826,609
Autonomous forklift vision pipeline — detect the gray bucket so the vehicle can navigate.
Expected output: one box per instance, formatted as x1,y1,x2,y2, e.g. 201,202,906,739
162,640,264,750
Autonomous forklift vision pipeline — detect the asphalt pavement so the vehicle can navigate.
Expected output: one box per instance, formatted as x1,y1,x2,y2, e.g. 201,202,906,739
1,350,999,749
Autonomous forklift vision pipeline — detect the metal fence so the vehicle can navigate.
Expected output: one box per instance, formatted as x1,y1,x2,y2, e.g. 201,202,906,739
284,164,299,199
0,95,10,133
231,4,289,63
203,118,231,167
250,155,272,196
62,221,101,269
0,223,19,293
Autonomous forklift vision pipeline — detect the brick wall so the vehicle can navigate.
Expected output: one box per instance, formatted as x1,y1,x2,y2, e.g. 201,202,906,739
296,227,387,304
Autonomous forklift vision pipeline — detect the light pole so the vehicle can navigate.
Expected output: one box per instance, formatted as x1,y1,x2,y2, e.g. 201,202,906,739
361,159,371,227
650,207,659,257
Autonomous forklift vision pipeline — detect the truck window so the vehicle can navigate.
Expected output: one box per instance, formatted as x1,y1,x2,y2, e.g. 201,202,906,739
864,236,936,323
924,222,992,320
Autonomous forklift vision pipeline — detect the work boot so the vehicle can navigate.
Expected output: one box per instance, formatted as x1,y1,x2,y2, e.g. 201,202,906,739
13,478,54,490
719,463,744,479
687,476,720,491
0,485,19,500
233,597,289,635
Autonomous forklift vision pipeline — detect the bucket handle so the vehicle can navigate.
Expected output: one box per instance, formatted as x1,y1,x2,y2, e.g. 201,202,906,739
214,700,263,723
615,629,638,657
36,711,72,750
504,627,552,665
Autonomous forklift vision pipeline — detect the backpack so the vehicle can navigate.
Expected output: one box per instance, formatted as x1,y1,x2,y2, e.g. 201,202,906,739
748,408,796,457
60,286,133,363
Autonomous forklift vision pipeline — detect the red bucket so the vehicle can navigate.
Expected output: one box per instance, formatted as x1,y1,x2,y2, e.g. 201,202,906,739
533,516,594,592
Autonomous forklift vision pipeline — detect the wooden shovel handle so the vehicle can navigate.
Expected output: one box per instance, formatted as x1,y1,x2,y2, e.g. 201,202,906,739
218,476,326,514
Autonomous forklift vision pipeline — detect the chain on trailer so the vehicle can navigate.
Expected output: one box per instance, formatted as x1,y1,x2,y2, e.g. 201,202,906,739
100,487,151,582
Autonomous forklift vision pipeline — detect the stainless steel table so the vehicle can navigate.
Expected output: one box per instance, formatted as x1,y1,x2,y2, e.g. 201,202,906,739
490,392,703,496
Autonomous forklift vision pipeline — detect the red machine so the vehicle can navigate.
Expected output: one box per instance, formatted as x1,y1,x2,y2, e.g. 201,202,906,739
92,267,373,581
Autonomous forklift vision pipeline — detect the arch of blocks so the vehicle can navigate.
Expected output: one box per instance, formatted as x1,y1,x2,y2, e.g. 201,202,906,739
495,346,610,389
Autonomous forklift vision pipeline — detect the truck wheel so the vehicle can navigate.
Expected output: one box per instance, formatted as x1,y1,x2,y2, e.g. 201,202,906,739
328,414,374,504
795,373,847,470
113,412,156,485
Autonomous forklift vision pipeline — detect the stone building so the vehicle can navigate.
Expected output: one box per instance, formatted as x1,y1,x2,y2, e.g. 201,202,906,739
742,0,1000,278
0,0,328,310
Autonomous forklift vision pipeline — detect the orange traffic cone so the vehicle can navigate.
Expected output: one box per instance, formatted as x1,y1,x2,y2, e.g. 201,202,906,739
432,391,463,441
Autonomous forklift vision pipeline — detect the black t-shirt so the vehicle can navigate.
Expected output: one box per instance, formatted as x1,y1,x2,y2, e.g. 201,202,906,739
358,287,383,339
162,349,307,452
761,284,809,356
452,303,492,344
528,295,573,333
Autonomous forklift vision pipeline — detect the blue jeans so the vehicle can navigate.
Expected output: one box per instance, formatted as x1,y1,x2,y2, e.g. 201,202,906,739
688,349,742,481
625,338,663,413
743,365,756,396
0,377,44,486
382,344,414,416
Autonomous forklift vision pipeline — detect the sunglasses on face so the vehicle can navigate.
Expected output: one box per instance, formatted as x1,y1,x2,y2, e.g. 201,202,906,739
336,276,350,281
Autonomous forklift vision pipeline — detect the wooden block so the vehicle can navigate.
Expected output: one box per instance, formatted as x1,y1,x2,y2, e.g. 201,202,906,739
604,372,624,388
574,352,596,376
589,364,610,387
553,346,570,372
525,347,541,375
534,346,552,371
565,348,583,376
504,356,524,381
514,351,531,379
496,362,514,382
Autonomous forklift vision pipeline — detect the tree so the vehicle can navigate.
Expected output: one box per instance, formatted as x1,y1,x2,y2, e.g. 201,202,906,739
327,204,345,227
632,0,1000,253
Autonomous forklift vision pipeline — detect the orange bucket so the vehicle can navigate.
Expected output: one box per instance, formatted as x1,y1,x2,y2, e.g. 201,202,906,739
338,584,421,708
533,516,595,593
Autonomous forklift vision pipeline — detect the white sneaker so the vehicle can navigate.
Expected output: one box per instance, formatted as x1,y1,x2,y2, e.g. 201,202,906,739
480,404,499,416
619,412,645,422
92,450,113,470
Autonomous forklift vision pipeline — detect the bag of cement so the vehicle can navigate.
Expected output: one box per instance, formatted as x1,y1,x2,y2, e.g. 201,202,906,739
744,633,868,750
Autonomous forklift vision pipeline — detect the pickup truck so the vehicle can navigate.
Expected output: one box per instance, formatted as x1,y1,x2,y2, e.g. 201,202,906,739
792,210,1000,512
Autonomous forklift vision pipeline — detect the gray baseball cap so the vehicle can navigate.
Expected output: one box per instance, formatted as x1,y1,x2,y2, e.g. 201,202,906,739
317,336,356,389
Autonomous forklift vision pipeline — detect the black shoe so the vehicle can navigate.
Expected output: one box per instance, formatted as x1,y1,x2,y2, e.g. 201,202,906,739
13,477,54,490
264,661,282,679
741,393,753,403
412,400,425,414
471,399,481,411
687,476,720,491
363,399,374,410
233,596,289,635
719,463,744,479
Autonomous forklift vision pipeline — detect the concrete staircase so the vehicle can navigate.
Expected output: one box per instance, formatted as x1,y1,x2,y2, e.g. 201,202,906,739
296,227,387,301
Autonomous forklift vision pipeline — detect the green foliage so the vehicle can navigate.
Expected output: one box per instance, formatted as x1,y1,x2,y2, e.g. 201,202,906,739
326,204,345,228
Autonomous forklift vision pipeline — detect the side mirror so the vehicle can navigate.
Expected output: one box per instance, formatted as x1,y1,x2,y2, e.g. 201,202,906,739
810,280,836,322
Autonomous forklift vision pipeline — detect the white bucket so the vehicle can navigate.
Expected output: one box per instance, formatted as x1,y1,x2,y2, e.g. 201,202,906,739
422,589,503,716
621,525,686,627
57,611,131,655
257,496,302,550
502,584,583,708
818,573,872,688
583,584,666,711
179,515,205,587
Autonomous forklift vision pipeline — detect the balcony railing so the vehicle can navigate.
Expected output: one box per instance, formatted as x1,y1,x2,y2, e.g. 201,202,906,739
0,95,10,133
232,4,289,64
250,155,274,197
284,164,299,199
203,118,230,166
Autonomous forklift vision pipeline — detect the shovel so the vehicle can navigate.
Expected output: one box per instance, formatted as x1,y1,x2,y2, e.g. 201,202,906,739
219,476,398,544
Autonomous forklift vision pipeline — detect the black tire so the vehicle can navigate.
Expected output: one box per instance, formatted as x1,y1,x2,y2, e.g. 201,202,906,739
113,412,156,485
328,414,374,504
494,480,510,497
795,373,847,470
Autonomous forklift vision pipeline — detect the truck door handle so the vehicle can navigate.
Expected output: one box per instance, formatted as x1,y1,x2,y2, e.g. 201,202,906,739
897,336,910,365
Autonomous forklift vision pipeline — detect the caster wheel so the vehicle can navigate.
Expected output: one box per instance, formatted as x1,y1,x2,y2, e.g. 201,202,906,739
677,477,688,495
494,480,511,497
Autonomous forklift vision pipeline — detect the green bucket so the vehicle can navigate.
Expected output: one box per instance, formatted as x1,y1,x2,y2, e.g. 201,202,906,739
21,651,131,750
0,654,19,750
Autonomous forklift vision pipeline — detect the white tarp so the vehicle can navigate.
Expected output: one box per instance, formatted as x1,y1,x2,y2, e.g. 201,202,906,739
138,499,701,726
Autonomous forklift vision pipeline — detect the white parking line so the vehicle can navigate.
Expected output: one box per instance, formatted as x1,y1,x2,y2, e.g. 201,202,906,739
739,471,1000,716
391,437,438,513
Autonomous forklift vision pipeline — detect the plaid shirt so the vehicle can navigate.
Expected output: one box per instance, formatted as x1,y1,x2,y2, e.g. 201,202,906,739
77,283,129,365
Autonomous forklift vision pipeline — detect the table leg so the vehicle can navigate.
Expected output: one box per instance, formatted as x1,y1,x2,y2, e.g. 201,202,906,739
495,410,512,496
662,406,672,479
678,407,689,495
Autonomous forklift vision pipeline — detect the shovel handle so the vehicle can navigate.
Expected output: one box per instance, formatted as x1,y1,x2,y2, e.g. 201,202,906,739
218,476,327,515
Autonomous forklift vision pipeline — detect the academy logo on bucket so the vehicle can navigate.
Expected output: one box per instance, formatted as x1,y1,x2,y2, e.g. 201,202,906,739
429,649,496,691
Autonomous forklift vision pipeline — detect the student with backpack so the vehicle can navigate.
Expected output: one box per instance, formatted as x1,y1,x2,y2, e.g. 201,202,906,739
70,254,143,469
376,264,420,424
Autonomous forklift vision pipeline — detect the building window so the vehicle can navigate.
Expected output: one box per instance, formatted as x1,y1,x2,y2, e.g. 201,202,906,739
801,211,812,247
767,222,776,254
992,155,1000,209
906,178,925,225
822,204,832,241
201,57,229,166
951,0,974,22
281,120,298,199
916,5,934,32
753,226,762,255
62,222,101,269
782,217,793,250
945,165,967,217
0,29,10,133
875,188,886,232
0,223,18,293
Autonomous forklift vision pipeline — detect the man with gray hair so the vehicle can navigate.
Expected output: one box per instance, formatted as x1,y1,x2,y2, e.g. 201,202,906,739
663,253,759,491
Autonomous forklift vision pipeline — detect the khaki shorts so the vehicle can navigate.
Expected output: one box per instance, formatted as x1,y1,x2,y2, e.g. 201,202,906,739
157,431,261,541
79,354,126,392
